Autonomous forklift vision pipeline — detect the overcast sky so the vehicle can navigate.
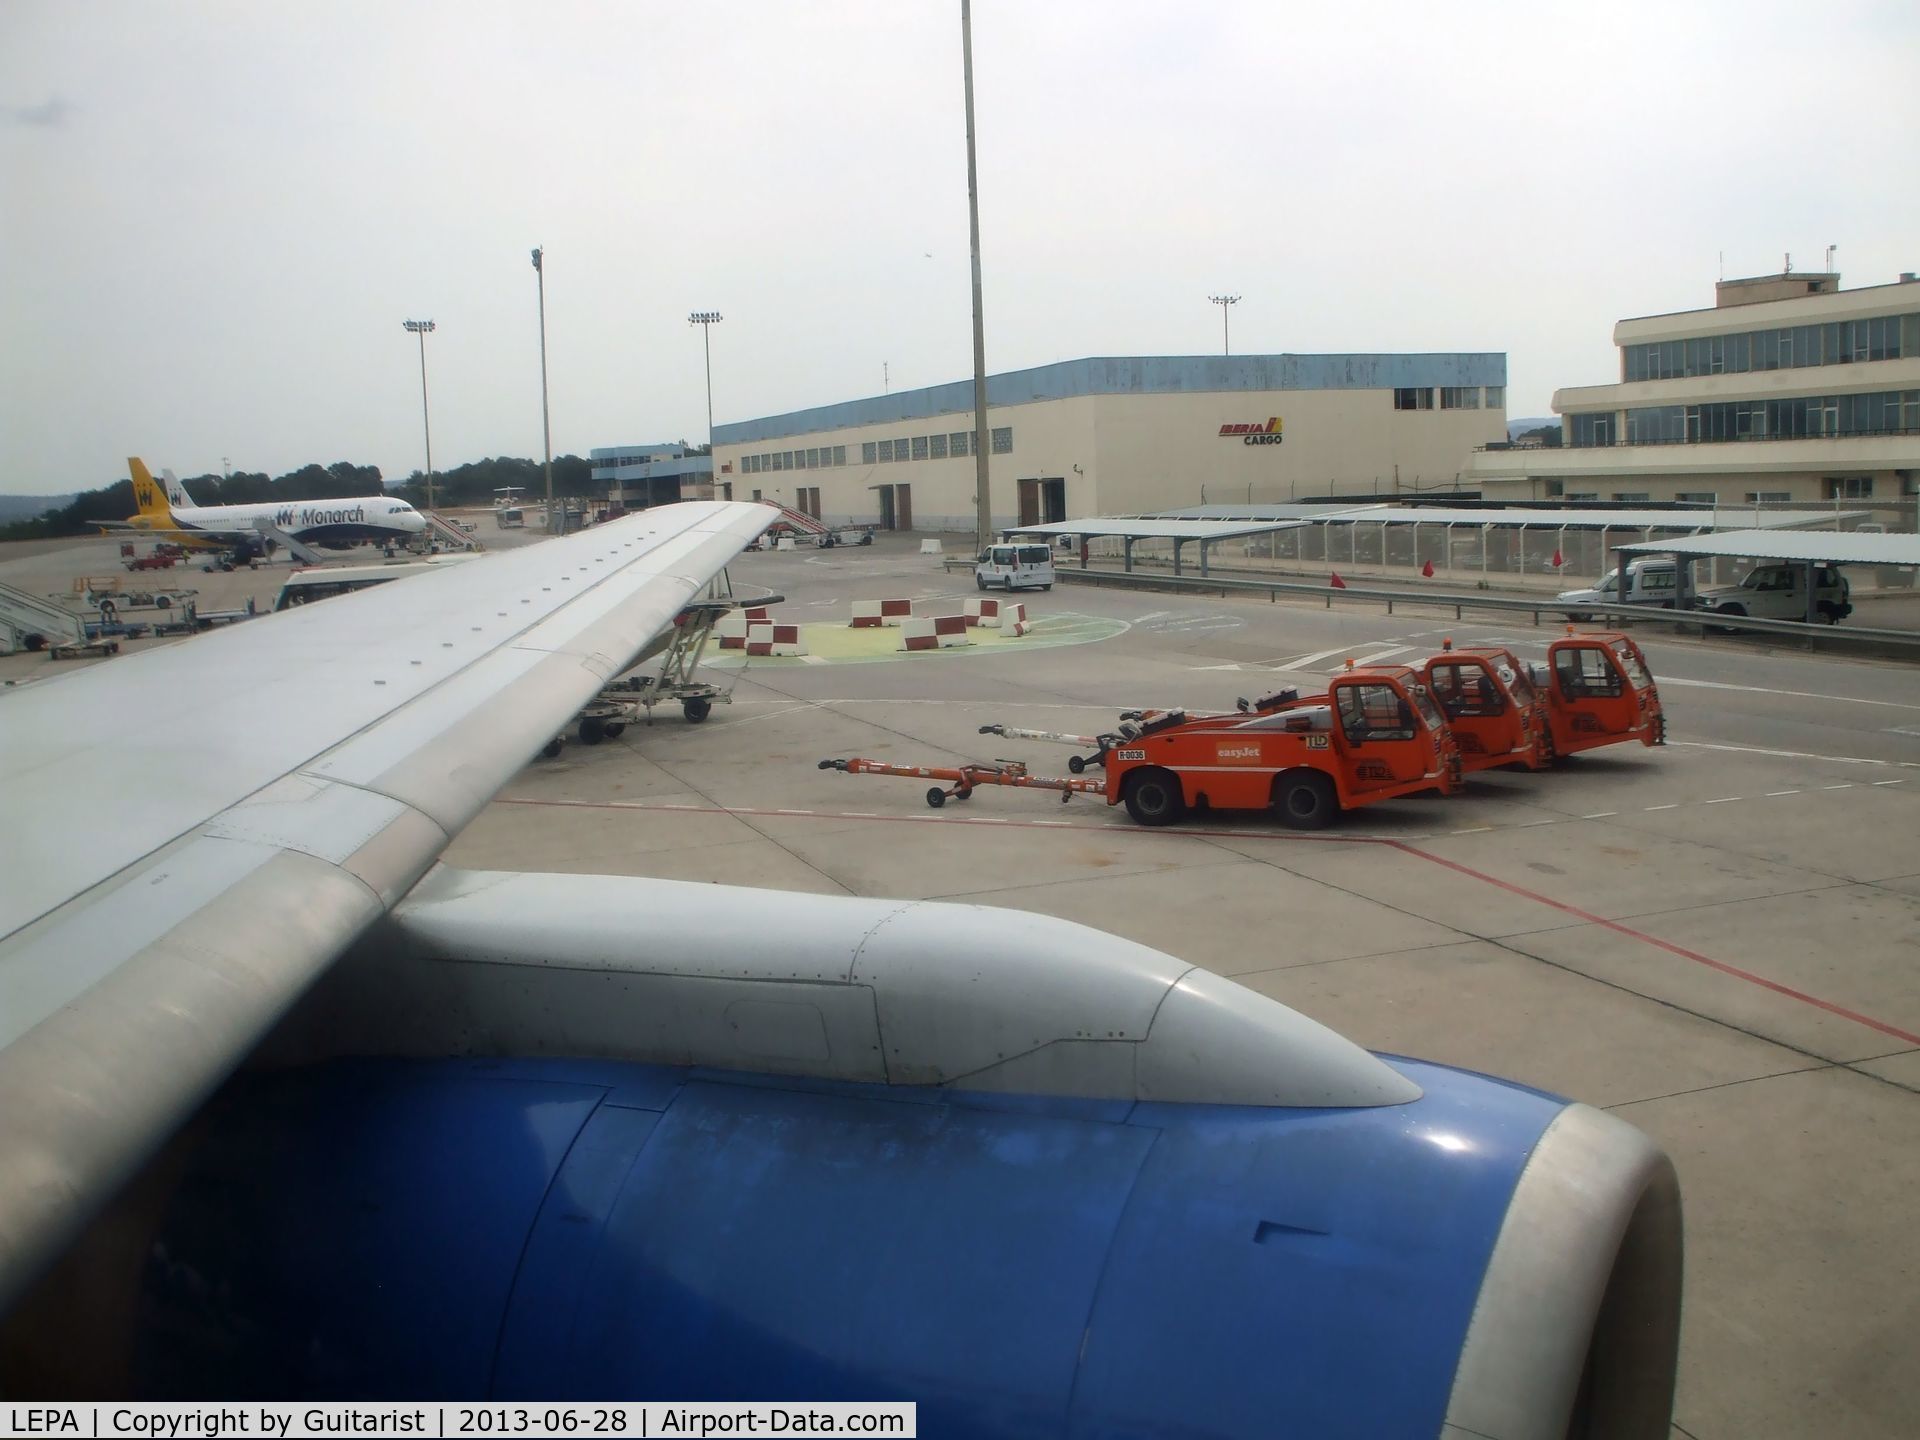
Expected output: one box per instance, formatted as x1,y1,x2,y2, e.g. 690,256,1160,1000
3,0,1916,495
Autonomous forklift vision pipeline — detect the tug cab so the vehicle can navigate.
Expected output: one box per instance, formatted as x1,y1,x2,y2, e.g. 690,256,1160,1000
1539,631,1666,759
1422,645,1552,773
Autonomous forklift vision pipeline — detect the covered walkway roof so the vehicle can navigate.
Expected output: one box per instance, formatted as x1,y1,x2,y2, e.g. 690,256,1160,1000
1616,529,1920,566
1004,517,1302,542
1147,503,1861,532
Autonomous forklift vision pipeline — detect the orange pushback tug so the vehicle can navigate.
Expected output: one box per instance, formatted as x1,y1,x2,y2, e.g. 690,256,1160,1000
1421,643,1554,774
1534,630,1666,758
823,666,1462,830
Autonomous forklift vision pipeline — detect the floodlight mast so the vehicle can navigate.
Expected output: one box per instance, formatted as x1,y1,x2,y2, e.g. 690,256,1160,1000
532,249,555,532
689,312,724,490
402,319,436,512
962,0,991,552
1209,295,1240,356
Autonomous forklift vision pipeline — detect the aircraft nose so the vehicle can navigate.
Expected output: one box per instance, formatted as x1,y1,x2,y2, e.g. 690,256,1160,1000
403,511,427,531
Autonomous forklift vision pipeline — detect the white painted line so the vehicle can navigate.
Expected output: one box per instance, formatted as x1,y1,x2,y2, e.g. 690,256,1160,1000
1644,803,1678,811
1349,645,1416,666
1660,676,1920,711
1033,819,1072,825
659,804,698,810
1764,790,1800,797
1703,796,1742,804
798,654,829,665
1670,740,1907,768
1871,778,1906,786
843,812,878,818
1822,784,1855,791
1583,811,1618,819
1450,826,1494,835
1134,611,1172,623
1273,645,1355,671
1517,819,1556,826
973,816,1010,823
775,808,813,814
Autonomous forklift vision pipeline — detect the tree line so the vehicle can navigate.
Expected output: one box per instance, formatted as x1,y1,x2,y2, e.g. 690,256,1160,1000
1,454,607,541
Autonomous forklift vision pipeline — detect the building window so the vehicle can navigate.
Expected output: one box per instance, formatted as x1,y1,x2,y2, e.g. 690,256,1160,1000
929,433,948,459
1543,480,1564,497
1567,492,1600,502
1613,492,1651,503
807,448,820,468
950,431,972,456
912,435,929,461
991,427,1013,454
1625,406,1685,444
1825,476,1874,499
833,446,847,466
1484,386,1505,408
1441,387,1480,410
1744,491,1792,503
1622,310,1915,382
1675,492,1717,505
1570,412,1616,447
877,440,893,463
861,442,877,465
1394,387,1434,410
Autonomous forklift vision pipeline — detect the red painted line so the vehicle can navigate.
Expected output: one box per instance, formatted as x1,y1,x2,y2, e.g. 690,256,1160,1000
493,796,1920,1047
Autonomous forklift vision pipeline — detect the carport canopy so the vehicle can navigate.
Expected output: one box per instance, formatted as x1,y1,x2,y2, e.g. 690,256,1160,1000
1614,528,1920,566
1003,516,1305,576
1612,528,1920,624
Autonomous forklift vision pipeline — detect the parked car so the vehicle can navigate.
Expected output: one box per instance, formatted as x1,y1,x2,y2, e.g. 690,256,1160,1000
975,543,1055,591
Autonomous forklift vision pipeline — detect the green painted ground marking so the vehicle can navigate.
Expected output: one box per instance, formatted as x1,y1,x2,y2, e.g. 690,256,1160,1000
705,613,1128,667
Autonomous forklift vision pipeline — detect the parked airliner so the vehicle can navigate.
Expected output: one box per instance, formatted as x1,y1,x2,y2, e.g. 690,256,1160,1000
101,458,427,553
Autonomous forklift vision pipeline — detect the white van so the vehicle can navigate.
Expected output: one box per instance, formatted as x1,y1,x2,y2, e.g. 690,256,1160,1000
976,543,1056,592
1556,559,1676,620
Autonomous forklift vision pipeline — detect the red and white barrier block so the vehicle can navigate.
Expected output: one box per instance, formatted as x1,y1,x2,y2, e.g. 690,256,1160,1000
716,606,773,649
850,598,914,628
746,622,807,656
899,615,972,652
962,598,1029,636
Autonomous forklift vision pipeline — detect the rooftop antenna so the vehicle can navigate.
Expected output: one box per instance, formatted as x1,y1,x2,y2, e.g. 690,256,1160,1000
1826,243,1837,273
883,361,889,394
1784,251,1792,274
1718,250,1723,281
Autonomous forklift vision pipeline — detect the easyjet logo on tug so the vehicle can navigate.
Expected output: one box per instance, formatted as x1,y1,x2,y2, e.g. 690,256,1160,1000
1218,417,1284,445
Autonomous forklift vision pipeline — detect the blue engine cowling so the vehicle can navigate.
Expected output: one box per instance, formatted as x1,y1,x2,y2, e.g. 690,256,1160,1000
114,1054,1678,1437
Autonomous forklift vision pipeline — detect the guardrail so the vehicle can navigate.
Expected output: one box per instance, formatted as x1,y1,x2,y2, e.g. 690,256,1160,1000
953,561,1920,656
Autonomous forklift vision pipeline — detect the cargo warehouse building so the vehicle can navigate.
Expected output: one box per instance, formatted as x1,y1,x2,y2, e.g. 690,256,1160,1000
710,354,1507,532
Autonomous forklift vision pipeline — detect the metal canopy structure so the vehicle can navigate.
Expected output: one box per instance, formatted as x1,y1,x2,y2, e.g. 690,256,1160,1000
1615,529,1920,566
1004,517,1305,577
1611,528,1919,625
1150,503,1857,532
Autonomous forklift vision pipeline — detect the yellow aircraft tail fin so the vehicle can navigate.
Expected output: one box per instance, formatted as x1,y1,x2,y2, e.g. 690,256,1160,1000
128,458,172,519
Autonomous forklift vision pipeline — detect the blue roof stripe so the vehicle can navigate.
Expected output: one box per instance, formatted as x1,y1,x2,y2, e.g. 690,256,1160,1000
714,353,1506,445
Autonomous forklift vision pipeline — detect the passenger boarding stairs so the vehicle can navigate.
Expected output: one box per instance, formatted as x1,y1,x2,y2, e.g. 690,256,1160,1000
0,581,86,652
422,510,485,551
770,503,827,536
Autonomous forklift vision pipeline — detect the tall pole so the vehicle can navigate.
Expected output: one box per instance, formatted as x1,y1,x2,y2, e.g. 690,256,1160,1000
532,248,555,532
402,319,436,511
689,312,723,494
962,0,991,551
1209,294,1240,356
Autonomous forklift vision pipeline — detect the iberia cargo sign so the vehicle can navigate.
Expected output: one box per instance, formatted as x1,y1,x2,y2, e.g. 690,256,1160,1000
1220,417,1283,445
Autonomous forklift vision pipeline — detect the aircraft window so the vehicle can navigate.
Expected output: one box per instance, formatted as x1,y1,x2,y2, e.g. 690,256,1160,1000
1554,645,1623,699
1336,682,1417,742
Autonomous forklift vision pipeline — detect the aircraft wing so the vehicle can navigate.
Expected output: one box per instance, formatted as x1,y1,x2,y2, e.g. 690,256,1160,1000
0,500,773,1307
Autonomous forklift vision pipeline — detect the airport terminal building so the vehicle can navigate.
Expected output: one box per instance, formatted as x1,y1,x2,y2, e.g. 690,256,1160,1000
710,354,1506,532
1466,271,1920,518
